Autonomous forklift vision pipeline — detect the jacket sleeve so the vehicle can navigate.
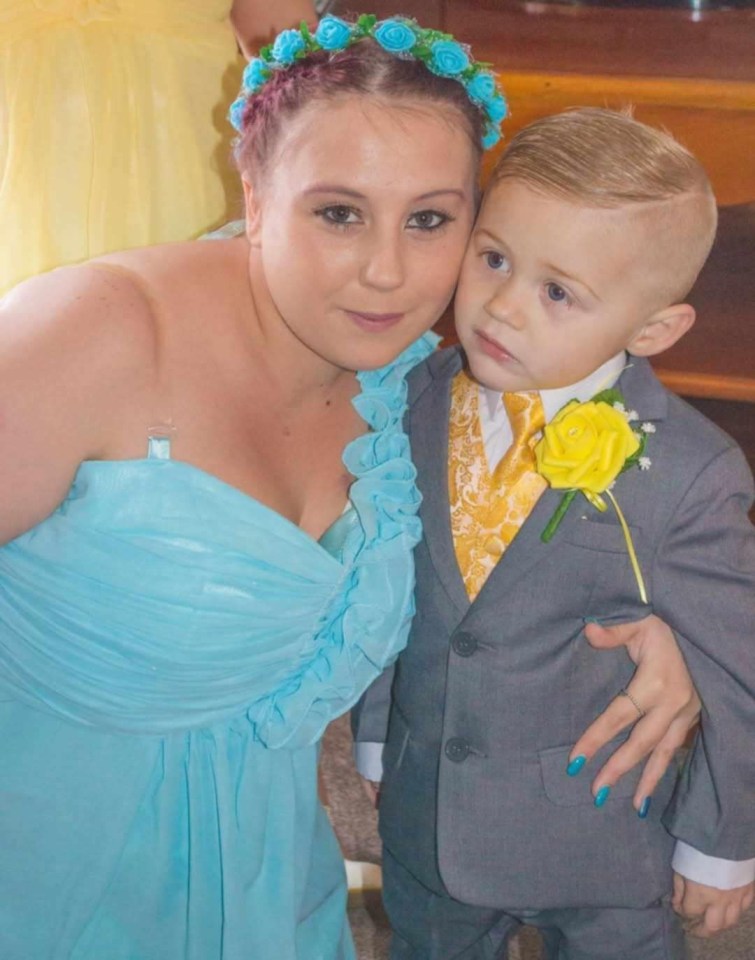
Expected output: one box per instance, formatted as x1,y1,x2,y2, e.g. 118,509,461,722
656,444,755,860
350,662,395,746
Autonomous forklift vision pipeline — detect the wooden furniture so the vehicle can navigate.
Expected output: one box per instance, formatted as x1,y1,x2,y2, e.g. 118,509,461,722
341,3,755,202
659,203,755,404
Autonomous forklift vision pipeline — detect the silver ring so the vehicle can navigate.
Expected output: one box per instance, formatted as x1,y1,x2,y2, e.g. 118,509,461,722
620,688,645,719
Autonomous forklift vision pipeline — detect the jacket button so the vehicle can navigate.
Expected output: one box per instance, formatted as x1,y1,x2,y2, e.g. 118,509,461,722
452,631,478,657
445,737,471,763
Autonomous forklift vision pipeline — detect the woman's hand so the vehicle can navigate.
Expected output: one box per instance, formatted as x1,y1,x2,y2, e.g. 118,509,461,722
568,615,701,809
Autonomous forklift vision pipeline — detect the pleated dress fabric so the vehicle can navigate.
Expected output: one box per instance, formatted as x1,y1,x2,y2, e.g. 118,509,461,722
0,333,437,959
0,0,244,295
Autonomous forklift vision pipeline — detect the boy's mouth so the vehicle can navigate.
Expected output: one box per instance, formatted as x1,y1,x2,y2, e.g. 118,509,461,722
476,329,517,364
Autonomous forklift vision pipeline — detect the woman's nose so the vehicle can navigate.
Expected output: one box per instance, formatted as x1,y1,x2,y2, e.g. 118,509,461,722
360,230,405,291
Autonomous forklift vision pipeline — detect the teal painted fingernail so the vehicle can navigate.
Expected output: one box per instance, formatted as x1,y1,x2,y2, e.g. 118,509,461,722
583,617,599,624
566,755,587,777
638,796,652,819
594,785,611,808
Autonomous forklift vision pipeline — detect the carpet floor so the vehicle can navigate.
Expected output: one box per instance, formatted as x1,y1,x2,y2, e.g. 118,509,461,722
321,717,755,960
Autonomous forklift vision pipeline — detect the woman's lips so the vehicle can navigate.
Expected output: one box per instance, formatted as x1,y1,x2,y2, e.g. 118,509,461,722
346,310,404,331
476,329,517,363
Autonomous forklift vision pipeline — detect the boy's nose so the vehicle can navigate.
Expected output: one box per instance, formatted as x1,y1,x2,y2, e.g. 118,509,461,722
485,285,526,329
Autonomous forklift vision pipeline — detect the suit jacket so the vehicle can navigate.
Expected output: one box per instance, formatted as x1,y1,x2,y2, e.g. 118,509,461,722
353,346,755,910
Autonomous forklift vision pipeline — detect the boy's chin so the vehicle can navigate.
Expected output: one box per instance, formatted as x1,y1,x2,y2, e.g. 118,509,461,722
465,357,535,394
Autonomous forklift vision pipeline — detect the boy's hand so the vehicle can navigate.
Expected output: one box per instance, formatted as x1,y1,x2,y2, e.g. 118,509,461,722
359,775,381,808
672,874,754,937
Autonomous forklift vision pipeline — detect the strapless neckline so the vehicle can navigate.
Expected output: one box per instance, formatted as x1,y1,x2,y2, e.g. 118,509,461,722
75,456,354,560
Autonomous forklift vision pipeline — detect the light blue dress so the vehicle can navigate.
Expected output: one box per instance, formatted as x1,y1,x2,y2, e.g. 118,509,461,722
0,333,436,960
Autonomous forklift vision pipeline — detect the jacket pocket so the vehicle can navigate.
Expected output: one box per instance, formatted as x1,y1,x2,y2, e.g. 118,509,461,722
539,736,641,806
383,701,411,782
561,517,643,555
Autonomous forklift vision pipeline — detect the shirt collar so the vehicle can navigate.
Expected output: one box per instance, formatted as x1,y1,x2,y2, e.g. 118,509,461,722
480,352,628,425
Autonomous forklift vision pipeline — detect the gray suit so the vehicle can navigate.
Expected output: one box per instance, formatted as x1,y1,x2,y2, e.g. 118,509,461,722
354,347,755,920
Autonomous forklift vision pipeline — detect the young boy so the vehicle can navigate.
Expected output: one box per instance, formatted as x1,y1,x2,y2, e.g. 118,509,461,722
354,108,755,958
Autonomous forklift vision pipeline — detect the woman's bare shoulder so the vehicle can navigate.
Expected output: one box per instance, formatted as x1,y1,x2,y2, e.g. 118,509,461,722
0,241,249,541
0,261,166,541
98,237,246,288
0,257,160,372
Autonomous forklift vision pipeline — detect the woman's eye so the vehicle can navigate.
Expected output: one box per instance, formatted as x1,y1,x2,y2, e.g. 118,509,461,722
407,210,450,231
317,205,361,226
484,251,509,272
545,282,571,305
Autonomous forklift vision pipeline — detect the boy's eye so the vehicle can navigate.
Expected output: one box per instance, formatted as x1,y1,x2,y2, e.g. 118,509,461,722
317,205,361,226
484,251,510,272
407,210,451,231
546,282,570,304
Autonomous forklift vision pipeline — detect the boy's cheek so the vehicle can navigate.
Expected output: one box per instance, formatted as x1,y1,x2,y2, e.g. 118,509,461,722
452,284,477,333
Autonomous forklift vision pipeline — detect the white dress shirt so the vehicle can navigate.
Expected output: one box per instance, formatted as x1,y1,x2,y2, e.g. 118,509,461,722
355,351,755,890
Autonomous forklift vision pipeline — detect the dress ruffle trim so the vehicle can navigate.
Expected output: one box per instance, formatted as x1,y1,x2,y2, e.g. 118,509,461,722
249,332,439,749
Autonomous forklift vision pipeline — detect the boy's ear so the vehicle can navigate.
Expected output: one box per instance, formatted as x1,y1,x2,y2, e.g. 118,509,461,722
627,303,696,358
242,177,263,247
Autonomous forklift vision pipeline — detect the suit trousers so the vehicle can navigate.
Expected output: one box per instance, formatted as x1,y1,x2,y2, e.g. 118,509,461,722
383,847,687,960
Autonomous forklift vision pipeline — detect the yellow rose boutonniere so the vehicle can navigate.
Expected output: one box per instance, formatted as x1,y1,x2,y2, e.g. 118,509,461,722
534,388,652,602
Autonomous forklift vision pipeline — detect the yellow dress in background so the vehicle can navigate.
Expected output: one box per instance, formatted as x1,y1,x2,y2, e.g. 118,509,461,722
0,0,244,295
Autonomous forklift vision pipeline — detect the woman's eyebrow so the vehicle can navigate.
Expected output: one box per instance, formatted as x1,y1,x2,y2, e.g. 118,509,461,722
302,185,468,201
303,184,366,199
415,189,468,201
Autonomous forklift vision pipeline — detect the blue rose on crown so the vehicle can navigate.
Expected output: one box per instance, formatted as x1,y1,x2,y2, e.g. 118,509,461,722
373,20,416,53
271,29,306,65
228,14,508,151
315,15,352,50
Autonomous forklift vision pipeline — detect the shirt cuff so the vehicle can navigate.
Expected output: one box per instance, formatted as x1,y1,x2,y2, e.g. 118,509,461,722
672,842,755,889
353,741,384,781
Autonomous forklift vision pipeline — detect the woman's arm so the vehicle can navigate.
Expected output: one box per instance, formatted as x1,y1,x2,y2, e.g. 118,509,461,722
230,0,316,59
0,266,156,545
356,615,701,812
568,615,701,807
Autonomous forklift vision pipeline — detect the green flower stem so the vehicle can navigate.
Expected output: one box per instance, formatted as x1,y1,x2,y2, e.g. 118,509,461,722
541,490,577,543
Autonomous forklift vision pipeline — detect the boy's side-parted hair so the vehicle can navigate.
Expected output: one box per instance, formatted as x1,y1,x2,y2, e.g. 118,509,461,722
491,107,718,304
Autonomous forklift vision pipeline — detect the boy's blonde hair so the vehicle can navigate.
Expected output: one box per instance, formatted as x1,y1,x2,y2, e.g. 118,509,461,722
491,108,718,305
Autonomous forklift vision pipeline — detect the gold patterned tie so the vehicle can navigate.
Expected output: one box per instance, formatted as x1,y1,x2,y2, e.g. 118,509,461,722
449,371,547,600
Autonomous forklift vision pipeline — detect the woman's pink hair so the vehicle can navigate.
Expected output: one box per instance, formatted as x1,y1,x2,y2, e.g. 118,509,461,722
233,39,483,182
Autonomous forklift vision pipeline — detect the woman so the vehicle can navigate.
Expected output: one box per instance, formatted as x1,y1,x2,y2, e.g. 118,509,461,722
0,0,313,295
0,15,698,959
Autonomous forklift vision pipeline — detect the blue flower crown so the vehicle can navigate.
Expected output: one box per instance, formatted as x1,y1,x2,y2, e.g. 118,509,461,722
228,14,507,150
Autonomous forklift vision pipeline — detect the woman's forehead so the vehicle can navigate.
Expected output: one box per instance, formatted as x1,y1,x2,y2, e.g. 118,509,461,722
272,95,479,189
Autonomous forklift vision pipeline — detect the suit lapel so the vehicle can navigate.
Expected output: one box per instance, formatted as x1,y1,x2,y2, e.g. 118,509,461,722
618,356,669,422
410,349,470,617
474,482,583,602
